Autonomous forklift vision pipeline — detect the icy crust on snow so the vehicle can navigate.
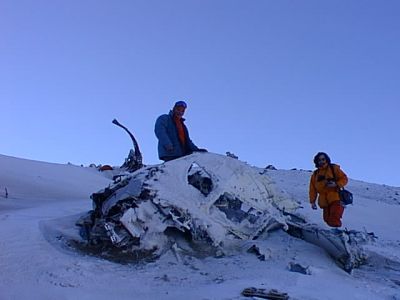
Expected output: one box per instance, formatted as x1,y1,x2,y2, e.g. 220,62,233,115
84,152,302,258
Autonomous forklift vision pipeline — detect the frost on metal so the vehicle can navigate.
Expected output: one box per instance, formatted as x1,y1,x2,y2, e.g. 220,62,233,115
76,152,371,272
76,153,296,259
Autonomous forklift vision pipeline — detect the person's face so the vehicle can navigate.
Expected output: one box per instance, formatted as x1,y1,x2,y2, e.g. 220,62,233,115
317,155,328,167
173,106,186,118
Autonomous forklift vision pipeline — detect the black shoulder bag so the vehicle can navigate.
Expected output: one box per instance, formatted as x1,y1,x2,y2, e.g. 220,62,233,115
329,164,353,206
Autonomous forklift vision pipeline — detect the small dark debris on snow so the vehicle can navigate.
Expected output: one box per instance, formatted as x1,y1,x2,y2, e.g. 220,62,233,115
213,276,225,284
288,262,311,275
241,287,289,300
247,244,266,261
265,165,277,170
226,151,238,159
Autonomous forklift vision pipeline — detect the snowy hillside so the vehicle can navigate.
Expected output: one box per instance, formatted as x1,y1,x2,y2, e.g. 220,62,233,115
0,153,399,300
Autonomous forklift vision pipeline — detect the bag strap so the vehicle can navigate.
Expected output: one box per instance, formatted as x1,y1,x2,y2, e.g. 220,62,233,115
329,164,337,181
329,164,344,191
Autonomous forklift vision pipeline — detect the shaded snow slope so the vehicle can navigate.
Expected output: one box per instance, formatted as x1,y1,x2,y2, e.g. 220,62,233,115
0,154,111,207
0,154,399,300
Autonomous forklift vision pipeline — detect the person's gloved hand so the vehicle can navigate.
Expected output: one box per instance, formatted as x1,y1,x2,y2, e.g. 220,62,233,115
326,181,337,188
311,203,317,210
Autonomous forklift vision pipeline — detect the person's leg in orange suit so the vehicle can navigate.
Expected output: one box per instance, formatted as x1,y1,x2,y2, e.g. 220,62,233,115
323,201,344,227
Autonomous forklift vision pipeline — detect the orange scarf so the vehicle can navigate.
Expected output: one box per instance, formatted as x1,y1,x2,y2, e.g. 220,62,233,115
174,117,186,146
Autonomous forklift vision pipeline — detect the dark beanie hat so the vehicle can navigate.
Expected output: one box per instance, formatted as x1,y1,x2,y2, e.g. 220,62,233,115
174,101,187,108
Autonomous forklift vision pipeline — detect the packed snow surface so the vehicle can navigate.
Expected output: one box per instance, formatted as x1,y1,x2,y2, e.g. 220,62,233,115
0,153,399,300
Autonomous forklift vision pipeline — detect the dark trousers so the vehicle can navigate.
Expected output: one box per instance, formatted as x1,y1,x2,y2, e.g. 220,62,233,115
323,201,344,227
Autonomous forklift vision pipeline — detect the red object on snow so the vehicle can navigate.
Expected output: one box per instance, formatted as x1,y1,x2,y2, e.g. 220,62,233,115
99,165,113,171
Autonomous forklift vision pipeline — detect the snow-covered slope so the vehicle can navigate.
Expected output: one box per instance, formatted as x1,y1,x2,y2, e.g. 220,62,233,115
0,154,399,300
0,154,111,205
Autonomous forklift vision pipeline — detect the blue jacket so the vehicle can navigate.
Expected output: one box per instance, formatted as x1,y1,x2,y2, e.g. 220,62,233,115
154,111,199,160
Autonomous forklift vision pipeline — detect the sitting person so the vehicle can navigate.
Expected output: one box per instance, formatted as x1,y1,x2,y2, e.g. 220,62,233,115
154,101,207,162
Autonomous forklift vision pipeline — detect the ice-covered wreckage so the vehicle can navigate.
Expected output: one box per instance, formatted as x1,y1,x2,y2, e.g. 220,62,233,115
76,152,369,272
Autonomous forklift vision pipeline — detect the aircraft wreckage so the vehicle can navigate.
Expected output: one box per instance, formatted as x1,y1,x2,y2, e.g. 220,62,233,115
71,119,385,273
76,149,375,273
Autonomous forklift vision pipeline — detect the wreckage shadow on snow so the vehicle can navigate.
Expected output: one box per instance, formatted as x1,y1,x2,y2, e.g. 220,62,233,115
40,212,222,265
39,212,159,265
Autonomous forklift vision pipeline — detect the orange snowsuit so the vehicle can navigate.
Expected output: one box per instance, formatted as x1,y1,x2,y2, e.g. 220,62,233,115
309,164,348,227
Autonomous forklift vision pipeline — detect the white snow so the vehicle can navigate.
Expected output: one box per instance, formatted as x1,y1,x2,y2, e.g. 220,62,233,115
0,153,399,300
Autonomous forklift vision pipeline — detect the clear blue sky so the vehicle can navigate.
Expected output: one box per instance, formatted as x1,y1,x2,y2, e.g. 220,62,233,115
1,1,399,187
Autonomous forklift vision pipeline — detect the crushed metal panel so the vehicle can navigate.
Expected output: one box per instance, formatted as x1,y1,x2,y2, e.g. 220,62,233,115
76,152,339,264
286,221,369,273
102,177,145,215
187,162,213,196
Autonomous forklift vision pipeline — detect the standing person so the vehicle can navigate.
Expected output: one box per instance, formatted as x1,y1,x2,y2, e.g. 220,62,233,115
309,152,349,227
154,101,207,162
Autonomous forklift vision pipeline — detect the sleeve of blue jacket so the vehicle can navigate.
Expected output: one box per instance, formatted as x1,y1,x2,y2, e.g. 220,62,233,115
154,114,173,149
